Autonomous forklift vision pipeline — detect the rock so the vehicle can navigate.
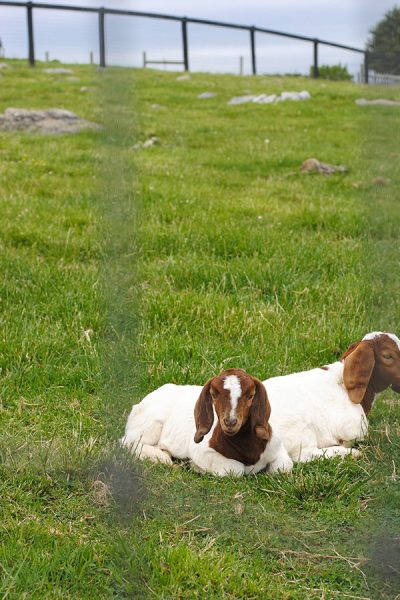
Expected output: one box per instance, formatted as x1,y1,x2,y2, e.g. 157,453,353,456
67,76,80,82
176,74,191,81
142,136,158,148
0,63,10,69
253,94,277,104
300,158,348,175
372,176,389,186
132,136,158,150
281,90,311,101
228,95,257,105
0,107,100,134
197,92,217,99
44,68,74,74
356,98,400,107
228,90,311,105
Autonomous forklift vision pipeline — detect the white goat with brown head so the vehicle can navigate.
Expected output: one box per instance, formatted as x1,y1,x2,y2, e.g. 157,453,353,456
122,368,292,476
264,332,400,462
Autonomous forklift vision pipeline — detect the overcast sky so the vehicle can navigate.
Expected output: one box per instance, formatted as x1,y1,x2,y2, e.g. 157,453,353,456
1,1,397,75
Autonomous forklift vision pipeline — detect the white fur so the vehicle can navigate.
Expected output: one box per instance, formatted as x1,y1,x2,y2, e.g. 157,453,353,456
363,331,400,350
122,383,292,476
263,361,368,463
223,375,241,420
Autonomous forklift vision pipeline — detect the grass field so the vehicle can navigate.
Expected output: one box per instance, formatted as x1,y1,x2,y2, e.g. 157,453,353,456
1,60,400,598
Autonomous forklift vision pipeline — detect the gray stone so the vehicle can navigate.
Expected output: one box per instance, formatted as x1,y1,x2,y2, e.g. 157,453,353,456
0,107,100,134
300,158,348,175
132,136,158,151
228,95,257,105
228,90,311,105
197,92,217,99
44,68,74,74
356,98,400,107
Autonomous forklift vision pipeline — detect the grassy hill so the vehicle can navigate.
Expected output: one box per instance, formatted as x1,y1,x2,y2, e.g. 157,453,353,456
1,60,400,598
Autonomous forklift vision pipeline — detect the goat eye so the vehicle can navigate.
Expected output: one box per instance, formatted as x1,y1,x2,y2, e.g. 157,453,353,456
383,354,393,360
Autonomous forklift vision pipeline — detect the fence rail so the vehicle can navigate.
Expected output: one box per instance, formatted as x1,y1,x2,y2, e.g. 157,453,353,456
368,71,400,86
0,1,369,82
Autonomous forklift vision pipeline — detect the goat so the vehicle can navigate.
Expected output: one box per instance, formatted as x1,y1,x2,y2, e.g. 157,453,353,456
122,368,293,476
263,332,400,462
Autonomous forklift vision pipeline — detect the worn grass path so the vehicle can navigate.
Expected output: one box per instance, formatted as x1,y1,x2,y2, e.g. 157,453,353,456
0,61,399,598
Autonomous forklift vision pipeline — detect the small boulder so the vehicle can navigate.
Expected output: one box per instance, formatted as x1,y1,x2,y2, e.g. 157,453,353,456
372,176,390,186
356,98,400,107
228,95,256,105
44,68,74,74
301,158,348,175
132,136,158,151
197,92,217,99
0,107,99,134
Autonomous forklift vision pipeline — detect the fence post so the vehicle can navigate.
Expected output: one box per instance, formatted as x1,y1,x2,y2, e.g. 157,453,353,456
181,18,189,71
313,39,319,78
364,50,369,84
99,7,106,67
27,2,35,66
250,27,256,75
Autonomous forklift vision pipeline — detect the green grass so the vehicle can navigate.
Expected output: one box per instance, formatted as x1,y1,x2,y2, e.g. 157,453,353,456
0,59,400,598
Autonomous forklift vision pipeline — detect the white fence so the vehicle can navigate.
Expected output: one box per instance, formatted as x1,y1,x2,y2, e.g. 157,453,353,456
367,71,400,86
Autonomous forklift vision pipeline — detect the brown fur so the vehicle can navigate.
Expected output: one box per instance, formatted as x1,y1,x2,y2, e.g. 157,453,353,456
342,334,400,414
209,420,272,466
193,379,214,443
194,369,271,465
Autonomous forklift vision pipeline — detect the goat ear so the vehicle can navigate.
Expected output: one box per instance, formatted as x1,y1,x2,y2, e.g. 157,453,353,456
251,378,271,441
194,379,214,443
341,340,361,360
343,340,375,404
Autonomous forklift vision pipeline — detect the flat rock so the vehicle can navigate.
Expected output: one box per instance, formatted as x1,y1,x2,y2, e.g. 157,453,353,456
228,95,256,105
253,94,278,104
197,92,217,99
132,135,158,150
372,176,390,186
44,68,74,74
0,107,100,134
228,90,311,105
176,74,191,81
0,63,10,69
356,98,400,107
301,158,348,175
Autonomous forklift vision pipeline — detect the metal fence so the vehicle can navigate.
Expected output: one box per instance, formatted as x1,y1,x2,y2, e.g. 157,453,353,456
0,1,369,82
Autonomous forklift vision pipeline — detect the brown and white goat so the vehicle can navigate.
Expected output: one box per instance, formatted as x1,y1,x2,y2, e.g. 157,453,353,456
264,332,400,462
122,368,293,476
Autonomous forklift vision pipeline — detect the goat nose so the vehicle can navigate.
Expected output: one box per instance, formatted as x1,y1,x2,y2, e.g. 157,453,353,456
224,417,238,428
